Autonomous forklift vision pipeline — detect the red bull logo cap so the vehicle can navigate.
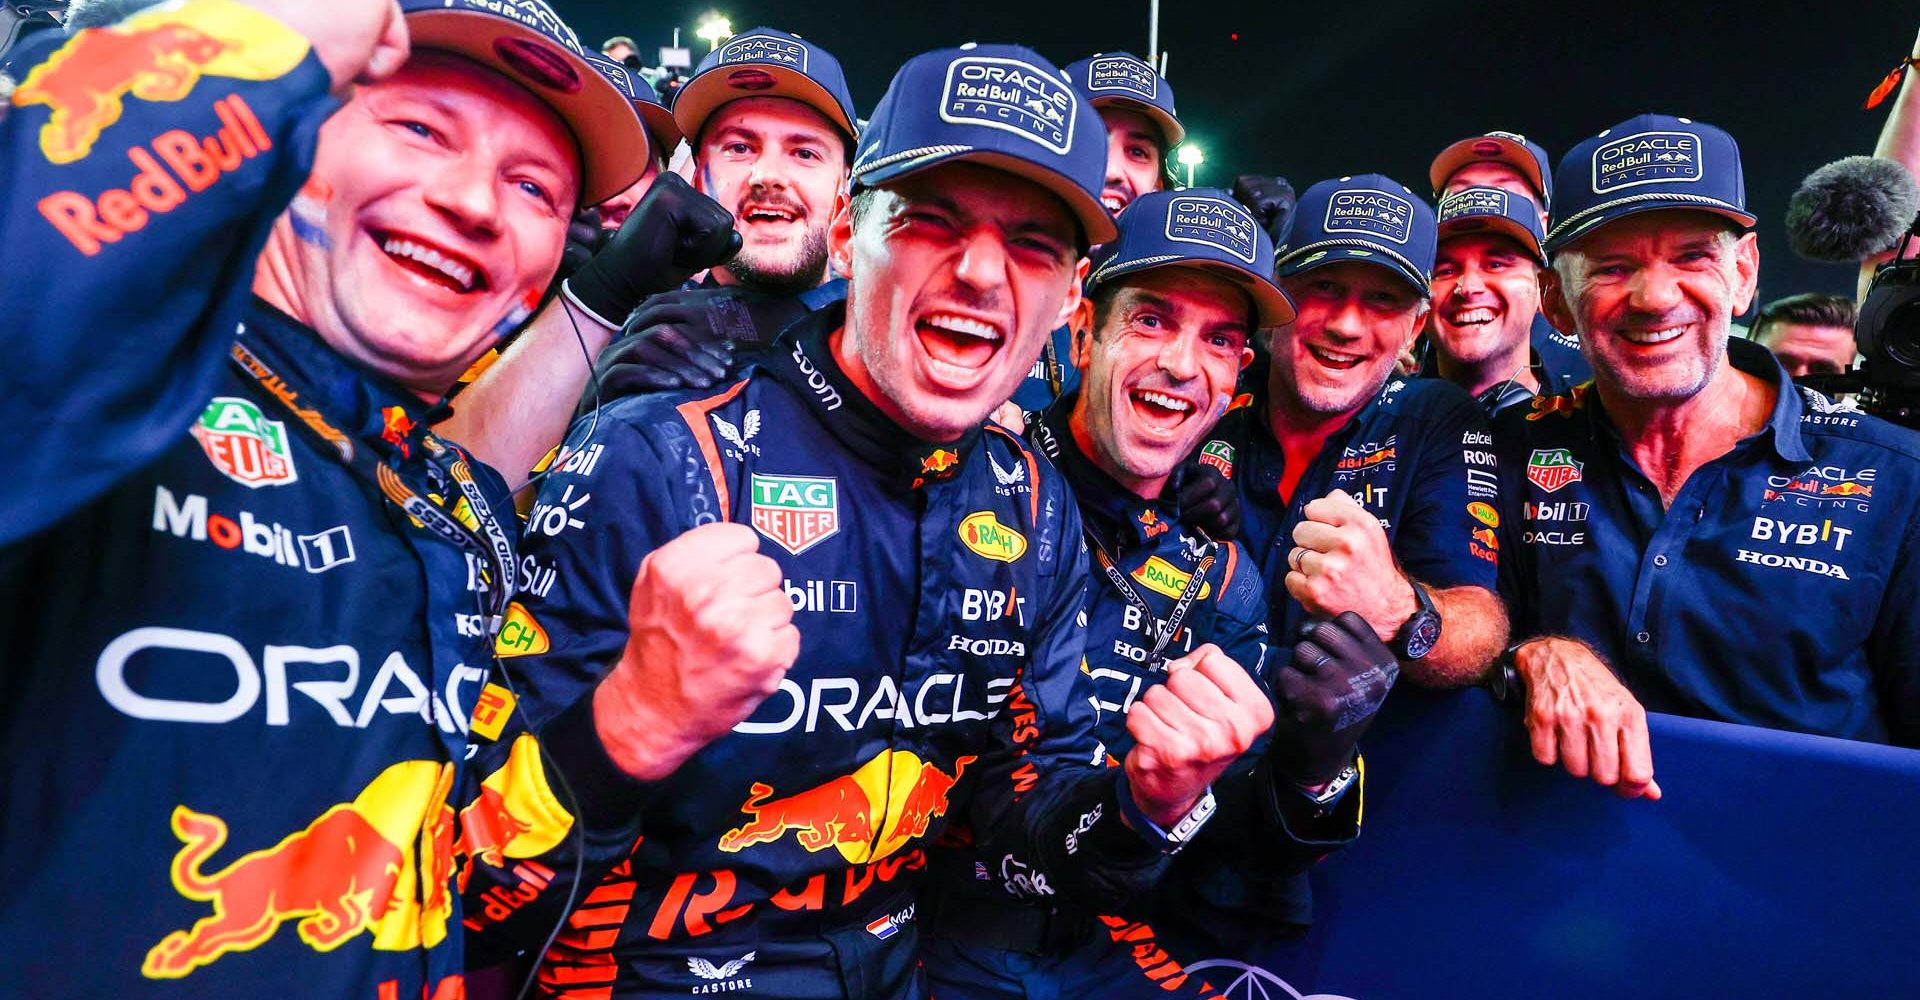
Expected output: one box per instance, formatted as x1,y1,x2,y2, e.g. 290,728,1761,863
583,51,681,163
672,27,859,144
1429,130,1555,208
1545,113,1757,256
1278,173,1437,296
399,0,648,205
853,43,1116,246
1063,51,1184,147
1090,187,1294,327
1437,185,1548,266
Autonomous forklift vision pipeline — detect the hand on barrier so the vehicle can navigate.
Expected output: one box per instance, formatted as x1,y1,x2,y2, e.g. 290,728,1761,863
1514,637,1661,800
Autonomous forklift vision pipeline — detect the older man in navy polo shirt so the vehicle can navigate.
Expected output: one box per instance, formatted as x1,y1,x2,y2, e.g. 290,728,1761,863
1496,114,1920,801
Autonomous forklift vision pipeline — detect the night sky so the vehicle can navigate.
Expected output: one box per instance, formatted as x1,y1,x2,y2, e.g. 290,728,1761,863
564,0,1920,306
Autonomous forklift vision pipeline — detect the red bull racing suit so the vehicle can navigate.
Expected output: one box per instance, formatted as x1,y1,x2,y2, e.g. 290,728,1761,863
1,3,652,995
919,400,1364,999
502,308,1173,998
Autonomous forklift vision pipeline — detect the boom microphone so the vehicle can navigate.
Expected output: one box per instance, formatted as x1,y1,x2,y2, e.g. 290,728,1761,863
1784,156,1920,263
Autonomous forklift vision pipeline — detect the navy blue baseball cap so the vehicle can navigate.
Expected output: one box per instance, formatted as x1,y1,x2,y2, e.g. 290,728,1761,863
400,0,648,205
1429,130,1554,208
1276,174,1436,295
582,53,680,166
1090,188,1293,327
1063,52,1183,147
1436,186,1547,265
1545,113,1757,255
673,27,858,143
851,44,1116,245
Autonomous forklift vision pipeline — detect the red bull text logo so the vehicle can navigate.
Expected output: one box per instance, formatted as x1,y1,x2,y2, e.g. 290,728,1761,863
141,737,570,979
718,750,974,863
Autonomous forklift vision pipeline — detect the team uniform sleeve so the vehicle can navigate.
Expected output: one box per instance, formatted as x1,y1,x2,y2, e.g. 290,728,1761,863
1491,407,1541,639
458,406,694,960
962,490,1172,909
1394,396,1500,592
1871,508,1920,748
0,0,338,543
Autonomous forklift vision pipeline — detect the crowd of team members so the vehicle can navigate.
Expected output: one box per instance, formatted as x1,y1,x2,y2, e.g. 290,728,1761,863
2,0,1918,998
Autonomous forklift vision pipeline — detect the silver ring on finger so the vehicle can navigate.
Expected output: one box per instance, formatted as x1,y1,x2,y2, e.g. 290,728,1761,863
1290,546,1306,572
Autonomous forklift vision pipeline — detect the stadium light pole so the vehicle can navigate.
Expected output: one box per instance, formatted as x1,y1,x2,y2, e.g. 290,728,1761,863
695,13,732,51
1177,144,1204,188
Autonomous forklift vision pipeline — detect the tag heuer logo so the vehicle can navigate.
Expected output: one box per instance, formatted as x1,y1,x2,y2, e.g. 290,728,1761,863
751,474,840,555
1527,448,1584,493
190,397,298,488
959,511,1027,563
1199,440,1234,477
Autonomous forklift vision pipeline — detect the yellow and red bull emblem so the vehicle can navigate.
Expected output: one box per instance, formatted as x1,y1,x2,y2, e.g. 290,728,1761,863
11,0,309,164
1136,508,1170,538
381,406,416,457
921,448,961,475
142,738,572,980
718,750,974,864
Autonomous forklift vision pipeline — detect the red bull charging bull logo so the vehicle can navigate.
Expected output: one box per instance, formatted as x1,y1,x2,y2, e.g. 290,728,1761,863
141,737,571,979
718,750,975,864
10,0,310,164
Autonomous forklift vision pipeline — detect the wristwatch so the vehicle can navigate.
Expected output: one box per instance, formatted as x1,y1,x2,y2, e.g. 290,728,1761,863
1117,774,1217,856
1295,757,1362,818
1394,579,1442,660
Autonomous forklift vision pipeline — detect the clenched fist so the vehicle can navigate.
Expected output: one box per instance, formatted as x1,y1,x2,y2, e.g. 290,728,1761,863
1123,644,1274,827
594,523,800,781
1286,489,1418,642
242,0,409,92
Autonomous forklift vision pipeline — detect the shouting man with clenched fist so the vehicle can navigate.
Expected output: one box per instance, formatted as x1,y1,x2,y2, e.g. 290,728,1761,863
495,45,1273,999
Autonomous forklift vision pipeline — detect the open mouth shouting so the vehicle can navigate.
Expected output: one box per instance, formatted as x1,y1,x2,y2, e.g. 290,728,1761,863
1126,386,1199,436
914,309,1008,390
372,229,487,295
738,198,805,235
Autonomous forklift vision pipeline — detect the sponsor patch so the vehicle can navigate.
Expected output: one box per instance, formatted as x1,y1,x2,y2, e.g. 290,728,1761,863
469,683,517,741
1324,187,1414,245
1439,187,1508,222
1526,448,1584,493
1131,556,1212,601
718,33,807,68
190,396,297,488
495,602,549,658
1592,129,1702,194
959,511,1028,562
1086,55,1156,100
751,474,841,555
1198,440,1234,477
1164,195,1258,263
940,55,1077,154
1467,501,1500,528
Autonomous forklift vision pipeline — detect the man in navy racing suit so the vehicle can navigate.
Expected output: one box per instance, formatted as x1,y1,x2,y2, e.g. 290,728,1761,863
0,1,738,995
498,45,1278,999
920,189,1397,998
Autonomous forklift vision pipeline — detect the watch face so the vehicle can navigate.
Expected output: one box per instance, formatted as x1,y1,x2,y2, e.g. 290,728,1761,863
1404,614,1441,659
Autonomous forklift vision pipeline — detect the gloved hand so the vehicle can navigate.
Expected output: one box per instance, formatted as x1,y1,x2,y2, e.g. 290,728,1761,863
1231,174,1297,248
554,207,607,288
1175,460,1241,541
562,172,740,328
1270,611,1399,785
572,288,807,417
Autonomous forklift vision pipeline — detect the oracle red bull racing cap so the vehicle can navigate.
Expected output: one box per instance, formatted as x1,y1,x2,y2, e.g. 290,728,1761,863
583,52,681,164
1544,113,1757,255
671,27,859,143
1090,187,1293,327
400,0,648,205
1276,173,1437,296
852,43,1116,246
1429,130,1554,207
1437,185,1547,265
1062,51,1184,147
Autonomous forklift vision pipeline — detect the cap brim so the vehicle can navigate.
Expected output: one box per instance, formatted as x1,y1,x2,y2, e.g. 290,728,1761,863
1429,136,1547,203
1278,244,1429,296
1438,215,1546,265
672,66,856,143
1094,258,1293,328
1544,201,1757,255
407,12,646,206
855,148,1118,246
1088,95,1185,147
634,102,682,162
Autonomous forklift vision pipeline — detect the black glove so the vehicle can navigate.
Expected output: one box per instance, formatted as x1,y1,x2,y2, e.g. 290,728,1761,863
1174,459,1242,542
562,172,741,327
556,207,608,285
1270,611,1399,785
573,287,810,416
1231,174,1297,248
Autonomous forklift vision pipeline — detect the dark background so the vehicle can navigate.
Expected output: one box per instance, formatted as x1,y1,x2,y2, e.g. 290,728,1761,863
568,0,1920,304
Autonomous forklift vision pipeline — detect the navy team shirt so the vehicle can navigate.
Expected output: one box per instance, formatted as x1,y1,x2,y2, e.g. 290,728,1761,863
1495,338,1920,745
1203,364,1501,640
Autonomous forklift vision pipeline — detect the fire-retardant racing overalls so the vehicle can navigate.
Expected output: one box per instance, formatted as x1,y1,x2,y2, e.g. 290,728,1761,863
1,4,650,995
919,400,1362,1000
500,307,1172,998
1203,365,1500,644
